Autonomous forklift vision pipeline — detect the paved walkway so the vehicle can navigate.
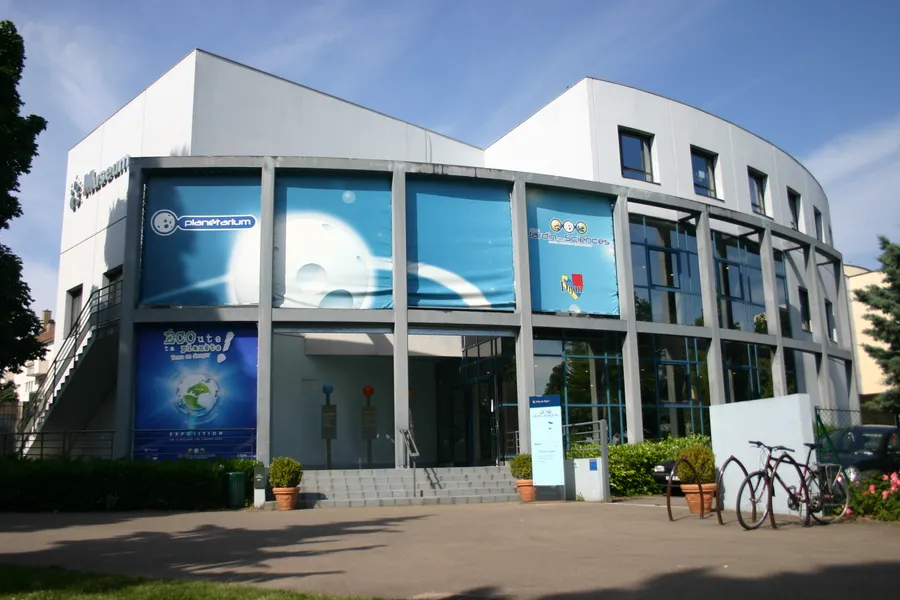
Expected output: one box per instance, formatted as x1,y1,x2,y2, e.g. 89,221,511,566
1,500,898,599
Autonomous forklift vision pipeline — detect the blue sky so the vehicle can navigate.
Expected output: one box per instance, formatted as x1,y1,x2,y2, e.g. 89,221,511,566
2,0,899,312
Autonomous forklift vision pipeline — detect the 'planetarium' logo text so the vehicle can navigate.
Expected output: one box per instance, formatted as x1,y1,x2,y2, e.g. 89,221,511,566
150,209,257,236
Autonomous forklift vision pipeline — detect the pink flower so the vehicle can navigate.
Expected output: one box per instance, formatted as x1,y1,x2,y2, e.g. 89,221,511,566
870,484,877,493
883,490,890,500
846,508,853,516
884,474,890,481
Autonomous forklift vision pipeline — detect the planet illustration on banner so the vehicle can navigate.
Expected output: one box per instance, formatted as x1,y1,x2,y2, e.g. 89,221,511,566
175,373,220,419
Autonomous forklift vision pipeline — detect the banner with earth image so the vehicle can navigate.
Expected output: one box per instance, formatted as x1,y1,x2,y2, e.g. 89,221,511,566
133,323,258,460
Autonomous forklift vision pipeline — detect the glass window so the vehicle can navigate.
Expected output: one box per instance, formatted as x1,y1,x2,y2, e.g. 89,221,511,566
799,288,811,332
631,244,648,287
722,341,775,402
648,249,679,288
788,189,801,230
712,231,768,333
619,129,654,182
814,208,823,241
748,169,767,215
825,300,837,342
691,148,717,198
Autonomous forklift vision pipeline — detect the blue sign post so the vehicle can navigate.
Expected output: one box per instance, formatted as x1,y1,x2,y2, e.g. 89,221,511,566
529,395,565,488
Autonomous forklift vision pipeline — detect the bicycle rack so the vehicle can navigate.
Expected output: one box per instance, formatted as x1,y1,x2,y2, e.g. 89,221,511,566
666,457,712,522
712,455,749,526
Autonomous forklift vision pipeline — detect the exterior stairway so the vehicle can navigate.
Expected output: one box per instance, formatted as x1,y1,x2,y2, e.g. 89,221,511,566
298,465,520,508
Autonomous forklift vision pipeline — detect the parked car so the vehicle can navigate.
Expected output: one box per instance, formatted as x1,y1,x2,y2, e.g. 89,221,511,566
823,425,900,483
652,459,681,493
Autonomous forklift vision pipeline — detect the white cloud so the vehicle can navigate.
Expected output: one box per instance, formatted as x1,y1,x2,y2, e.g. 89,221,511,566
803,113,900,267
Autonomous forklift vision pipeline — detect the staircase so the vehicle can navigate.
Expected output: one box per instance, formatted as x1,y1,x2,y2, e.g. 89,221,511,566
298,466,520,508
17,283,122,450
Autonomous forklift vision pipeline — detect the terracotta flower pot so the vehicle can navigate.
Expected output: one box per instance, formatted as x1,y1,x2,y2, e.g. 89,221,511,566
272,487,299,511
516,479,535,503
681,483,718,515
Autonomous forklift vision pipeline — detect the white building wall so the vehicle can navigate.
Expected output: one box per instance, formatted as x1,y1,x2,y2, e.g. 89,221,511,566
190,52,482,166
484,81,594,180
54,52,197,350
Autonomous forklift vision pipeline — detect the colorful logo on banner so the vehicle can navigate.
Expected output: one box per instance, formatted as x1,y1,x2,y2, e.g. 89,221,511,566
274,174,393,309
133,324,258,460
139,175,262,307
406,178,515,310
527,188,619,315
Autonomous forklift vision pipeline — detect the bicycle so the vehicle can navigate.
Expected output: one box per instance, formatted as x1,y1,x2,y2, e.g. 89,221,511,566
736,441,849,530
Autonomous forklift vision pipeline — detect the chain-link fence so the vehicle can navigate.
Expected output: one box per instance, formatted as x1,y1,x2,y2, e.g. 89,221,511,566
814,407,863,465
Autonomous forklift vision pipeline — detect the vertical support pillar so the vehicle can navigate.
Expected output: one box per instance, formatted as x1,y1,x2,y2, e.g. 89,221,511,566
805,245,832,408
391,167,410,468
612,195,643,443
759,226,787,396
696,209,727,404
510,177,535,453
255,158,275,503
112,164,144,458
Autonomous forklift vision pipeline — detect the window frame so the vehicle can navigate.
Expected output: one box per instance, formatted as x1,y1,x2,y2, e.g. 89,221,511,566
825,299,837,342
799,287,811,333
618,127,655,183
787,188,801,230
748,168,768,216
690,146,718,198
814,208,824,241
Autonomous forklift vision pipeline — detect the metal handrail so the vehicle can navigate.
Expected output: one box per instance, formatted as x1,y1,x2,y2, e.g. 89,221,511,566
18,282,123,436
399,428,420,499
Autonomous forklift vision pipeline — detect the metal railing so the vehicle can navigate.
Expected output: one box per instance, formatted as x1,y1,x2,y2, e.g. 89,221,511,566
18,282,122,436
132,428,257,460
399,428,421,498
1,430,115,460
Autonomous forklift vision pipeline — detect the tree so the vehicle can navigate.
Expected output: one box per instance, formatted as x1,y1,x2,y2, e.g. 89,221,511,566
0,20,48,374
854,236,900,424
0,380,17,404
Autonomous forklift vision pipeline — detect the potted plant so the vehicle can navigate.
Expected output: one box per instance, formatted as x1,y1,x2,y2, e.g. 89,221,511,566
509,453,534,503
268,456,303,510
676,444,717,515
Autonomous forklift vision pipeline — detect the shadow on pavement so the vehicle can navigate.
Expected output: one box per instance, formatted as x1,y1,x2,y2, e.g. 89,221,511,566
0,513,426,585
448,560,900,599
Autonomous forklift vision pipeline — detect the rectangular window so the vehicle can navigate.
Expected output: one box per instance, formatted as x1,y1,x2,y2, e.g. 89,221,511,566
619,128,654,182
787,188,801,230
748,169,767,215
691,147,717,198
814,208,823,241
648,249,680,289
67,285,83,335
825,299,836,342
799,288,811,332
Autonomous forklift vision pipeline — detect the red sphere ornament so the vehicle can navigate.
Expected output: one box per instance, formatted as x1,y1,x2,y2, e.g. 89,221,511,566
362,385,375,398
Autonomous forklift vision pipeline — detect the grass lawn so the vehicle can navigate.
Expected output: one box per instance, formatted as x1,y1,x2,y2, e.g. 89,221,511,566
0,564,374,600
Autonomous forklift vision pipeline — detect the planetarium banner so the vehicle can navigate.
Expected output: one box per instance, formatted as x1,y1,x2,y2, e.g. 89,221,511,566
274,174,393,309
140,175,262,307
526,187,619,315
406,177,515,310
133,324,258,460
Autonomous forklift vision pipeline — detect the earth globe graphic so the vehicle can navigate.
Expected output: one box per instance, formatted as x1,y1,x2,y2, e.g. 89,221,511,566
175,374,220,419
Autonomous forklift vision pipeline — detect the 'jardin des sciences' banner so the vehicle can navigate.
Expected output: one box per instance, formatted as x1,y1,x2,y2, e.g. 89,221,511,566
527,187,619,315
133,324,258,460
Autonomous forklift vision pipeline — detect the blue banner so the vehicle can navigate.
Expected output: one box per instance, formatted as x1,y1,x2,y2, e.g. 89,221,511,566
529,395,565,486
527,187,619,315
133,324,258,460
140,175,262,307
407,178,515,310
274,174,393,309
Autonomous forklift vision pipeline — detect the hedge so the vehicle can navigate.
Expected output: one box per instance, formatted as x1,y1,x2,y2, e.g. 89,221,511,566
0,457,261,512
566,434,711,497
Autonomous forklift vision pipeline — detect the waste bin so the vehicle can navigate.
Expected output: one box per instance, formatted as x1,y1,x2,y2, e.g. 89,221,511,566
227,472,246,509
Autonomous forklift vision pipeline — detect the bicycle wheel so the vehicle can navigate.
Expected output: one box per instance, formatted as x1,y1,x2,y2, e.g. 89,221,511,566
736,470,771,530
773,453,811,527
807,465,850,524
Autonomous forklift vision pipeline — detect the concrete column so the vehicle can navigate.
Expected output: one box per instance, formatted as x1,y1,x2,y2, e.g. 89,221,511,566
696,209,727,404
612,195,643,443
510,177,535,453
391,167,410,468
255,158,275,496
112,165,144,458
759,227,787,396
805,246,832,408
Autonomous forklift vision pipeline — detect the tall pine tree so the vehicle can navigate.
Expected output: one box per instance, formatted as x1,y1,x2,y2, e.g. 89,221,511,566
854,235,900,425
0,20,48,374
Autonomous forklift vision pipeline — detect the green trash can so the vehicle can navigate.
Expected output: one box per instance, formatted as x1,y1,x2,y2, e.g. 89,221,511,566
226,472,246,509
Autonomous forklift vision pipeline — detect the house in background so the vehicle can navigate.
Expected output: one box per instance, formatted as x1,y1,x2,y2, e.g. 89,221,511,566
1,310,56,430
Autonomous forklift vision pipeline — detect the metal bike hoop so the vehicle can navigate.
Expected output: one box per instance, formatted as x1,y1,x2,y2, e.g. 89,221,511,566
713,455,749,526
666,457,709,522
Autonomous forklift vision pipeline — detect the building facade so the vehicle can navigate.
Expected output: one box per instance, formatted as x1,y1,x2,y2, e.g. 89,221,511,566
22,50,857,470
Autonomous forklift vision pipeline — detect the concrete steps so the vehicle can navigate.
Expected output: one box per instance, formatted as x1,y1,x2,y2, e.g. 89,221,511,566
298,466,519,508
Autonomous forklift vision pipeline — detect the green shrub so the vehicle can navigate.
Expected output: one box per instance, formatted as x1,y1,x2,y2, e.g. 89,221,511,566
850,472,900,521
0,457,261,512
675,444,716,484
268,456,303,488
565,434,711,497
508,454,532,480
